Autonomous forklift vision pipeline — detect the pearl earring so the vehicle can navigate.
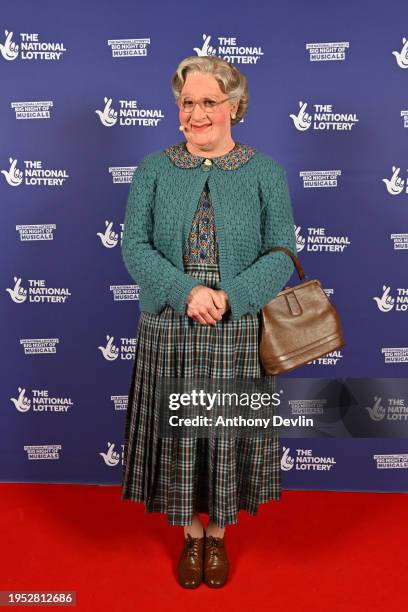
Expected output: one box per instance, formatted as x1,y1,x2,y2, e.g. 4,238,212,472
231,113,236,119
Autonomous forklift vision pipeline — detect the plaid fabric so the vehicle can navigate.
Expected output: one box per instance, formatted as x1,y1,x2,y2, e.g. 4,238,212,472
121,261,282,528
121,173,282,528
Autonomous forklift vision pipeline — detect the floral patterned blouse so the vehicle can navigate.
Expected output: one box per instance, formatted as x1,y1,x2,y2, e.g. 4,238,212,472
163,141,257,265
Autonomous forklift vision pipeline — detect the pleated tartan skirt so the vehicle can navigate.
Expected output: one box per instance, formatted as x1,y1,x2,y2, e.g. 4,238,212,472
121,261,282,528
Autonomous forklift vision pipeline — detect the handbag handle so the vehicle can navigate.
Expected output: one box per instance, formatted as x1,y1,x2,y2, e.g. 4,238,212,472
265,246,307,281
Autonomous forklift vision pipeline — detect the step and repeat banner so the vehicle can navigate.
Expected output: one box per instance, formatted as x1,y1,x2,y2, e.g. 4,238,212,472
2,1,408,491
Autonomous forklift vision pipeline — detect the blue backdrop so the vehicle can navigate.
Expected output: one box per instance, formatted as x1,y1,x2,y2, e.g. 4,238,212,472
2,0,408,491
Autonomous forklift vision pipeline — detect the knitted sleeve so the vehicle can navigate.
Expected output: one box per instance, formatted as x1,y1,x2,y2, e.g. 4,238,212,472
220,162,297,319
121,157,201,315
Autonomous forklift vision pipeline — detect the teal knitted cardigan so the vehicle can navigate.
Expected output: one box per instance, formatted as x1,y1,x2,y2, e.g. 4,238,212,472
121,142,297,320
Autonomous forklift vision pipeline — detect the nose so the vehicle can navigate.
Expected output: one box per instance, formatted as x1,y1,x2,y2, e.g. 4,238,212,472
190,103,208,121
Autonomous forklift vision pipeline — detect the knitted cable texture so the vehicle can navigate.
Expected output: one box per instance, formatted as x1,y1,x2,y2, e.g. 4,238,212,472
121,145,297,320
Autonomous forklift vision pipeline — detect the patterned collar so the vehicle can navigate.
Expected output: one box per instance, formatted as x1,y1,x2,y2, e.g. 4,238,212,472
164,140,257,170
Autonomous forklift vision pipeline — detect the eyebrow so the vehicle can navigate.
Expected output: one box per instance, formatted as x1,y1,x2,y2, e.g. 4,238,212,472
180,93,220,98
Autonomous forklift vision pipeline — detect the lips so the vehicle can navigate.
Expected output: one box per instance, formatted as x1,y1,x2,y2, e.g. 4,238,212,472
192,123,211,129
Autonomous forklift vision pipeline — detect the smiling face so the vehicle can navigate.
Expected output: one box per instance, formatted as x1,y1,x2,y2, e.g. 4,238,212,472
178,71,239,155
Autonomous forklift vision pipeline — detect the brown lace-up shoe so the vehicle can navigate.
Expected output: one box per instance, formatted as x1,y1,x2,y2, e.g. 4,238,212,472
204,534,229,588
177,533,205,588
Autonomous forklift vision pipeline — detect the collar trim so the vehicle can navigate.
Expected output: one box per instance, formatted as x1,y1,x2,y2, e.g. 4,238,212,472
164,140,256,170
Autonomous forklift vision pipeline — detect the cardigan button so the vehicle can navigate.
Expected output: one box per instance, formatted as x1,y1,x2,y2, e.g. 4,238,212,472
202,158,213,171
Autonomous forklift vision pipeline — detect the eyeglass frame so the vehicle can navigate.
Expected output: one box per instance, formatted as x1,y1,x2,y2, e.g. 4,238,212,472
176,95,233,114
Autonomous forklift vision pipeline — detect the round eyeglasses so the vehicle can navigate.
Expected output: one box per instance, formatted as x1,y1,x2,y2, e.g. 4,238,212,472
176,96,231,114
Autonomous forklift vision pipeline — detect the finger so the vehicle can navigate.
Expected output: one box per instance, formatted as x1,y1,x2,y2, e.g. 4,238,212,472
195,313,209,325
207,305,223,321
187,309,207,325
200,311,218,325
193,309,215,325
209,290,224,309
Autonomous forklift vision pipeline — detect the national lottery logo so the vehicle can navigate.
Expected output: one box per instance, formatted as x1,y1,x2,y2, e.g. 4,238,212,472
194,34,217,56
98,335,136,361
1,157,69,187
290,102,312,131
1,158,23,186
365,396,386,421
6,277,71,304
293,225,350,253
95,97,164,127
10,387,73,413
290,101,358,131
373,285,408,312
95,97,118,127
366,396,408,421
382,166,405,195
97,220,120,248
6,277,27,303
295,226,306,252
281,447,295,471
280,446,336,471
0,30,67,61
193,33,264,64
10,387,31,413
373,285,394,312
392,36,408,69
98,335,120,361
99,442,123,467
0,30,19,60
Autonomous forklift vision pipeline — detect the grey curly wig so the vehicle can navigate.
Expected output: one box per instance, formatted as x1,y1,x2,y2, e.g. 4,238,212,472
171,56,249,126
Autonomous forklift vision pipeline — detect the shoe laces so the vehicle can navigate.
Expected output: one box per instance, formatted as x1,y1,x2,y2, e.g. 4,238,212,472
206,535,223,558
186,533,202,558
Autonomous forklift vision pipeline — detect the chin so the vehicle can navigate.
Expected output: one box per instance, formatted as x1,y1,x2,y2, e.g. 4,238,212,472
192,133,214,141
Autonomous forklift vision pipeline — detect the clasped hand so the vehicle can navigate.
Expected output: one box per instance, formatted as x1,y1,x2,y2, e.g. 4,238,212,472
186,285,230,325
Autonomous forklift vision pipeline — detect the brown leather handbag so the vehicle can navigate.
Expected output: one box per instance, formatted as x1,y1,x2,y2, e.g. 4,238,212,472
259,247,345,375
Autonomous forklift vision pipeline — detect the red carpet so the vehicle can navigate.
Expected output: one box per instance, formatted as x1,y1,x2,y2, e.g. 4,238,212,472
1,484,406,611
